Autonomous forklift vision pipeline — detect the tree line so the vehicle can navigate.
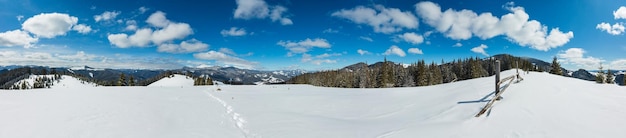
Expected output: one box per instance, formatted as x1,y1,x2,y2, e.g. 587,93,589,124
287,55,539,88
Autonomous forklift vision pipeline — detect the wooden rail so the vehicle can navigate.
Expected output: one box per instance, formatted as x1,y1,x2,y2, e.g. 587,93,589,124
475,60,523,117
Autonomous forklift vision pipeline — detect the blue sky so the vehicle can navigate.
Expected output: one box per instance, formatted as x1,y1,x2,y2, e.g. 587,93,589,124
1,0,625,71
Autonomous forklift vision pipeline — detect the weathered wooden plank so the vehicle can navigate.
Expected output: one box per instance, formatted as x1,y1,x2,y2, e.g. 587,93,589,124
475,74,517,117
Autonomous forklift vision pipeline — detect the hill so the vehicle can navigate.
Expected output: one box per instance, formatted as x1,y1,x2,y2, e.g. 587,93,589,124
0,70,625,137
147,74,194,87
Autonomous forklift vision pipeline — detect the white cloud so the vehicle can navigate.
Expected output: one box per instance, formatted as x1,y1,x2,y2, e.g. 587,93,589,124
614,6,626,19
414,1,573,51
21,13,79,38
453,42,463,47
234,0,293,25
471,44,488,56
16,15,24,21
157,39,209,53
94,11,121,22
300,53,338,65
596,22,625,35
139,7,149,14
359,36,374,42
151,22,193,44
0,50,184,69
557,48,604,69
125,20,138,31
193,51,258,69
357,49,371,55
72,24,92,34
146,11,170,28
277,38,331,54
332,5,419,34
108,28,153,48
220,27,248,37
323,28,339,33
398,32,424,45
408,48,423,54
0,30,38,48
610,59,626,70
383,45,406,57
109,11,193,48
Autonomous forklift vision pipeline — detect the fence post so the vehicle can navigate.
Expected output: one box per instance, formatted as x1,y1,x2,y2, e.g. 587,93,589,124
495,60,500,95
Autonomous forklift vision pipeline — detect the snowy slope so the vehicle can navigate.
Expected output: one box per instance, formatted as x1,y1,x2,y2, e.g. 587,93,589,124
147,74,194,87
0,70,625,137
12,75,97,89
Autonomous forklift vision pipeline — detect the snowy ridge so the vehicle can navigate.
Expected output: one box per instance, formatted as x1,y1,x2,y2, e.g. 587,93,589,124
11,75,97,89
147,74,194,87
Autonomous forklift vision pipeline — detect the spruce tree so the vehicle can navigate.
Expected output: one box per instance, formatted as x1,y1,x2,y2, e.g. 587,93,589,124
416,60,429,86
118,73,126,86
596,65,605,83
550,56,563,75
606,69,614,84
129,75,135,86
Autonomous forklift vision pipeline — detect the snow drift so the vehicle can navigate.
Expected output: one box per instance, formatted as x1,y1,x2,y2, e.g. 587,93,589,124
0,70,625,137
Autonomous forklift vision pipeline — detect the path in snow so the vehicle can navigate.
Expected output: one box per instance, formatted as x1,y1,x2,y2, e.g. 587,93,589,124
205,88,256,137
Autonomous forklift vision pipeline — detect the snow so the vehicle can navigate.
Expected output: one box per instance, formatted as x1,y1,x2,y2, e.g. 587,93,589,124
147,74,193,87
1,70,626,137
52,75,98,88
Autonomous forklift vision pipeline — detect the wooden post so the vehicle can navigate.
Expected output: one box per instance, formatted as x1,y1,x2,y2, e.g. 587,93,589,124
495,60,500,95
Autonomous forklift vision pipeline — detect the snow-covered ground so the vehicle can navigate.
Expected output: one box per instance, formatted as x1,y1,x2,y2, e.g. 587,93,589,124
147,74,194,87
1,70,625,137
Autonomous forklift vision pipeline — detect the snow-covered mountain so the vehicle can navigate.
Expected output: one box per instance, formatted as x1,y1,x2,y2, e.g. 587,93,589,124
1,70,625,137
179,67,306,85
147,74,194,87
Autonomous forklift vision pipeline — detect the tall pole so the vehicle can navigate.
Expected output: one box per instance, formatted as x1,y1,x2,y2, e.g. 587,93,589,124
495,60,500,95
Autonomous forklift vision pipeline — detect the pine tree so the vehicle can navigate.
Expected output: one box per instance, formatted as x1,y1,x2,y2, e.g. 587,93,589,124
606,69,614,84
596,65,605,84
416,60,429,86
118,73,126,86
129,75,135,86
550,56,563,75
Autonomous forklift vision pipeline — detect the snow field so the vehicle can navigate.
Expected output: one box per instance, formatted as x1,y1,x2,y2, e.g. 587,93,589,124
0,70,625,137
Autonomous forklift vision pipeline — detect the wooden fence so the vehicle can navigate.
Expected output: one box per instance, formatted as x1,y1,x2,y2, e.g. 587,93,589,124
475,60,523,117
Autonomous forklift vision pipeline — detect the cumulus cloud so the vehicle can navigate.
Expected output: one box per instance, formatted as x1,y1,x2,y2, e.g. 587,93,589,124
414,1,573,51
94,11,120,22
614,6,626,19
596,22,625,35
108,11,193,48
146,11,171,28
125,20,138,31
332,5,418,34
0,30,38,48
220,27,248,37
17,15,24,21
453,42,463,47
383,45,406,57
408,48,423,54
557,48,604,69
398,32,424,45
471,44,488,56
157,39,209,53
234,0,293,25
21,13,79,38
72,24,93,34
193,51,258,69
108,28,153,48
357,49,371,55
277,38,331,54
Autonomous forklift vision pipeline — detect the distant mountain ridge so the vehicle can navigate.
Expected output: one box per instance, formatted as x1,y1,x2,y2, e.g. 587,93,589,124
0,65,307,88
